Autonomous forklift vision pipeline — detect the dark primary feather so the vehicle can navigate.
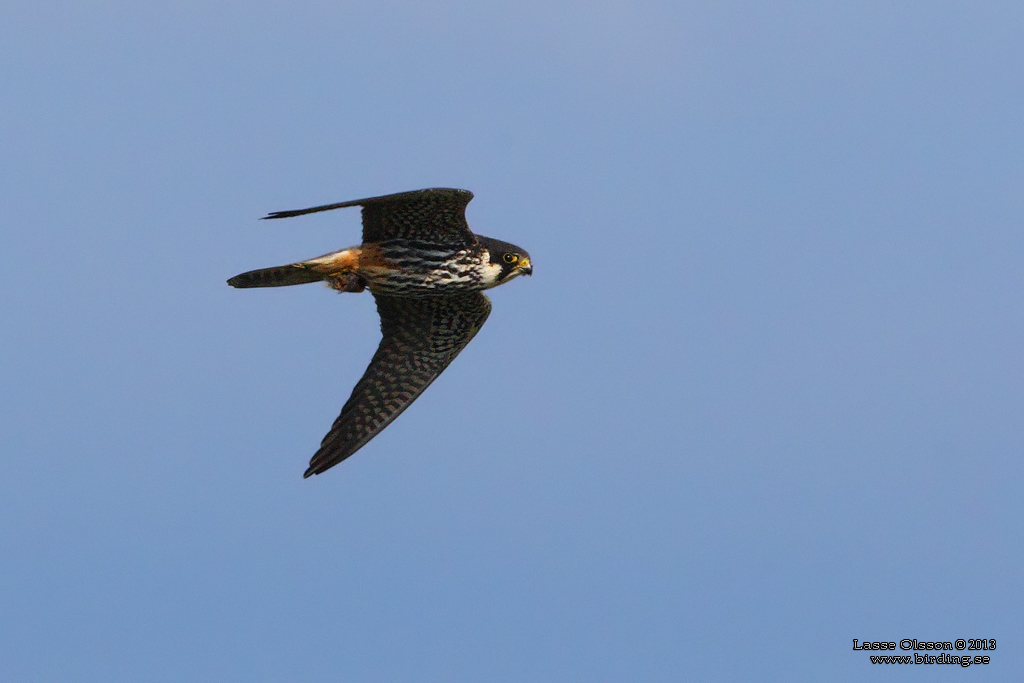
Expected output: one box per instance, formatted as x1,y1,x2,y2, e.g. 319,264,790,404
262,187,477,248
304,291,492,477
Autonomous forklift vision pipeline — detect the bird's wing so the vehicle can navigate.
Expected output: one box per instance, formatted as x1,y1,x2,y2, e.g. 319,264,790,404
304,291,492,477
263,187,477,248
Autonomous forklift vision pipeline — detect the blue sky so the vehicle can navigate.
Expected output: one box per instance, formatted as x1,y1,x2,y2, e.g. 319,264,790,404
2,1,1022,680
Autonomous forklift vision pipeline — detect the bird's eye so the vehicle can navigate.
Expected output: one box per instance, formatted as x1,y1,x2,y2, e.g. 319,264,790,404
503,253,518,264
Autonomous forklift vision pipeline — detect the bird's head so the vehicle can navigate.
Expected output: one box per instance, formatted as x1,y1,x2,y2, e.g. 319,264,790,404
478,236,532,286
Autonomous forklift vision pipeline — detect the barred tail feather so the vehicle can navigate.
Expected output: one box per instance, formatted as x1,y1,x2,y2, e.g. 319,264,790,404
227,264,324,288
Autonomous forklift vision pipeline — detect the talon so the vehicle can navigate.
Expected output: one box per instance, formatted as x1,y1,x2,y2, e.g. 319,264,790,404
328,272,367,293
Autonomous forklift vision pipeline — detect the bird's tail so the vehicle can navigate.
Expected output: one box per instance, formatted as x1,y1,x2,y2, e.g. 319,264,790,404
227,264,324,288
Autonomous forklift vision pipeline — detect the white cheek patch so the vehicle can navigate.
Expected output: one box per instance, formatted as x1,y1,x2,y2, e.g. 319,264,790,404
478,261,504,287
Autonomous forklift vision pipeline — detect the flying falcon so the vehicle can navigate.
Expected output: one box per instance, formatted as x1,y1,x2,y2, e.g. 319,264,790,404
228,188,532,477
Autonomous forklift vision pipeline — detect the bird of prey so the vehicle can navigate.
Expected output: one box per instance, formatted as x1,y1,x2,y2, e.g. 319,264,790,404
228,188,532,477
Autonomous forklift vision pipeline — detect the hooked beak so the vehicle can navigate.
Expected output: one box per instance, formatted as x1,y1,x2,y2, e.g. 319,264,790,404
518,257,532,276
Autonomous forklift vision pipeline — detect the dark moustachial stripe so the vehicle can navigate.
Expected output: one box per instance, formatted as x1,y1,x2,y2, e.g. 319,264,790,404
229,187,530,477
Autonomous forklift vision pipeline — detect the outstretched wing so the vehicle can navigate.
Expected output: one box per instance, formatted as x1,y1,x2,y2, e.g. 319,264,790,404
263,187,477,248
305,291,492,477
